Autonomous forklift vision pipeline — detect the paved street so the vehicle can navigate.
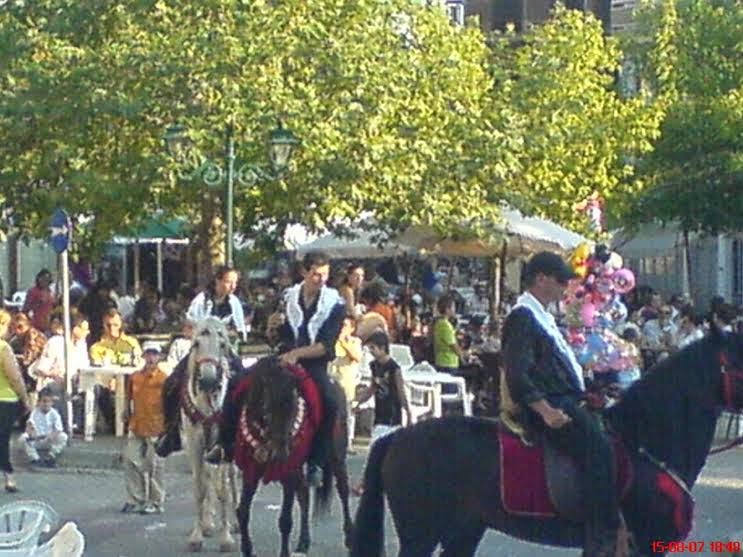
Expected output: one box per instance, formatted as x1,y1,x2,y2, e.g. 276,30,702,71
1,444,742,557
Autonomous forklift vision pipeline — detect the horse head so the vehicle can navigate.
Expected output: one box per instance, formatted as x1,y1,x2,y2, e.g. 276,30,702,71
711,325,743,412
245,357,300,462
189,316,232,394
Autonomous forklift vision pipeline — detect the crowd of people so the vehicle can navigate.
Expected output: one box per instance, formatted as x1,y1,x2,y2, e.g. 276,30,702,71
0,254,742,506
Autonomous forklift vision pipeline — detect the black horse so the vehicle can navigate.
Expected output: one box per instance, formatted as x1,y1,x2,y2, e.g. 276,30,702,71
351,328,743,557
222,357,352,557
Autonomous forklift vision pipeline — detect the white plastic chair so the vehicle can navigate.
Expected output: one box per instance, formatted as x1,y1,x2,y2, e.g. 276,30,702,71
404,381,441,423
34,522,85,557
389,344,415,370
0,500,58,552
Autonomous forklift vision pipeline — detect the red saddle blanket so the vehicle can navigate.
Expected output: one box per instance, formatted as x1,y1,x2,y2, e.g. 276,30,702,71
233,364,322,485
498,429,633,518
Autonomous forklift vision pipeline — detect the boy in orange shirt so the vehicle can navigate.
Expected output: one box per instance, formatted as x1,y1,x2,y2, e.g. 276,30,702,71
121,342,167,514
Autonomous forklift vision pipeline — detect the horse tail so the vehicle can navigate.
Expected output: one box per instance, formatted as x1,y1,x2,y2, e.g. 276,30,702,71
350,432,395,557
313,464,334,518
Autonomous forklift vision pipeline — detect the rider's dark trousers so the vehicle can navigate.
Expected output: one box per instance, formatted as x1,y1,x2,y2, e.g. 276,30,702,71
305,366,338,469
537,400,620,540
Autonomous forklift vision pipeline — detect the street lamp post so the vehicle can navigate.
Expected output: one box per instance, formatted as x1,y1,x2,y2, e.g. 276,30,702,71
164,121,300,266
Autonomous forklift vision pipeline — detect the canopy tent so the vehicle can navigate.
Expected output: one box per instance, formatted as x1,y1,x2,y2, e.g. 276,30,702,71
110,217,190,294
296,229,417,259
112,217,190,245
396,208,587,259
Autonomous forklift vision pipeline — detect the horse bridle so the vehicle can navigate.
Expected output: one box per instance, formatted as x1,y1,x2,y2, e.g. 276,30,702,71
710,351,743,455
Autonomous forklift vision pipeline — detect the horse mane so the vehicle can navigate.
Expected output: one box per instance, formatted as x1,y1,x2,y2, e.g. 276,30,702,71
606,335,721,487
244,357,298,416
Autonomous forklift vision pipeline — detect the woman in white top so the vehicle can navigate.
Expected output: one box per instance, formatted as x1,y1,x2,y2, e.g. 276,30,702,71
187,266,247,341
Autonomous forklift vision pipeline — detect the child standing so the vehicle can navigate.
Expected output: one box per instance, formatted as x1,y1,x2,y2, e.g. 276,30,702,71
329,317,363,452
354,331,411,443
122,342,167,514
20,388,68,468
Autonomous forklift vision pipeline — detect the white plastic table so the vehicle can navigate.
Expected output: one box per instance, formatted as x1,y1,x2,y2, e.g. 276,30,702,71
78,366,139,441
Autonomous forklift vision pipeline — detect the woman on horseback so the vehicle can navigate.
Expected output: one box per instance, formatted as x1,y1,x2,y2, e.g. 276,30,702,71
156,266,246,457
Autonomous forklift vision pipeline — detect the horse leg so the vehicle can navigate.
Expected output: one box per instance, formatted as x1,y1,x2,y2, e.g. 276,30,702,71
187,436,209,552
439,525,486,557
279,475,300,557
215,464,237,553
333,458,354,549
295,475,311,554
237,480,257,557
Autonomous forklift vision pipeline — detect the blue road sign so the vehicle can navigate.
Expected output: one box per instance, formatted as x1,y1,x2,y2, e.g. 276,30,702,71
49,208,71,254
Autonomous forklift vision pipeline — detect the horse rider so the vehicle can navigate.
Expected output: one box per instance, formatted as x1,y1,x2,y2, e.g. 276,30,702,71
501,251,625,557
209,251,346,489
156,266,247,458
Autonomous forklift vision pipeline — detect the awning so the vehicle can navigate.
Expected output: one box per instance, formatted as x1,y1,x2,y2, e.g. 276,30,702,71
112,217,190,245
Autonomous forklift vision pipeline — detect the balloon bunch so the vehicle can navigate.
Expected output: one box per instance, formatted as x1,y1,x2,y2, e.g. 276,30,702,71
563,243,637,374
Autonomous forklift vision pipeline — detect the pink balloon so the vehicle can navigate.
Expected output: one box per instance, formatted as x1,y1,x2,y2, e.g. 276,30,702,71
581,302,597,327
611,269,636,294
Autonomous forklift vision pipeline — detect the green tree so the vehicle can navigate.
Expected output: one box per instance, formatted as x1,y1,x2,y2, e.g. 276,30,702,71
0,0,504,267
485,4,669,237
623,0,742,234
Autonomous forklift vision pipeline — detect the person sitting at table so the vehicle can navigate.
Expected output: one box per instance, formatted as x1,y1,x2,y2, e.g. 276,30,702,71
30,313,90,429
90,309,142,433
9,312,47,396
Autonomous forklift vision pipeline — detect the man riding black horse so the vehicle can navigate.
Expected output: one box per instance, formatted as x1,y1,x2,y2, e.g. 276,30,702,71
207,251,345,489
501,251,625,557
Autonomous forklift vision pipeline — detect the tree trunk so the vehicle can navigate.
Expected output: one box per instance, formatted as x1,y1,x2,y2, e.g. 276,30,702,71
195,191,225,287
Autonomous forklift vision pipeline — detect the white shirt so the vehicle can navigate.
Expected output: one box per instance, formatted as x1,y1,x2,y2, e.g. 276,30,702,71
32,335,90,387
28,407,64,437
117,295,137,321
642,319,678,350
674,327,704,349
187,292,247,340
166,337,192,372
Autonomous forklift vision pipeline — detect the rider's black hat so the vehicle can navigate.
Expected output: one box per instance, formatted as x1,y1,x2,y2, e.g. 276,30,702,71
523,251,577,284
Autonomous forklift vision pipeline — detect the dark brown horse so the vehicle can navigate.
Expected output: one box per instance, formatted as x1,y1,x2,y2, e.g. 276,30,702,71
351,328,743,557
223,357,352,557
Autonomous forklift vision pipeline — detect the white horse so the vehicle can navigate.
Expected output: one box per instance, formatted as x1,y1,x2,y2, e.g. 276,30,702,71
181,317,238,553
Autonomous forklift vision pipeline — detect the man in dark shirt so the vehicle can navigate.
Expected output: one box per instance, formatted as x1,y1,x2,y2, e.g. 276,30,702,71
501,251,624,557
209,252,345,488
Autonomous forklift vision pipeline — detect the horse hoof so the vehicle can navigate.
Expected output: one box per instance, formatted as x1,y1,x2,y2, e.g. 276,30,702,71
188,541,203,552
219,541,237,553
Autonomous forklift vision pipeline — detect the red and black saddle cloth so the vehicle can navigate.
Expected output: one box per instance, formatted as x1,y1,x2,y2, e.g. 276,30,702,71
233,364,323,485
498,424,633,521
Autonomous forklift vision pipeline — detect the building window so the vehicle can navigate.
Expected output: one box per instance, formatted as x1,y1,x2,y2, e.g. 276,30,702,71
446,0,464,26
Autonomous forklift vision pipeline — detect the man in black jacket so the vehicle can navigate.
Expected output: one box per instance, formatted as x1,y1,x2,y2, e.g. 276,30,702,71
502,251,622,557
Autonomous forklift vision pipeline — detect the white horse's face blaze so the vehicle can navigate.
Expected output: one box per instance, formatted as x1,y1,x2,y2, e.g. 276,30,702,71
190,317,231,393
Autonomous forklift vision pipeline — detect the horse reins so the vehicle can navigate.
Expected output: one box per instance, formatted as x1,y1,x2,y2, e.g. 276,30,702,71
710,353,743,455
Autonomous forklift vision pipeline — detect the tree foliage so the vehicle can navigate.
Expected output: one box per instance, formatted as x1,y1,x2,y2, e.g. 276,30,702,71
0,0,680,259
623,0,743,234
0,0,502,255
485,4,668,236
